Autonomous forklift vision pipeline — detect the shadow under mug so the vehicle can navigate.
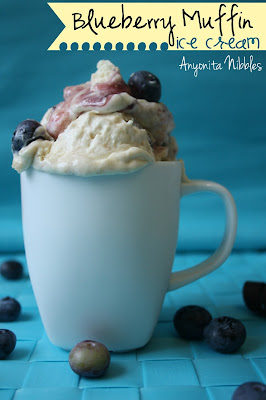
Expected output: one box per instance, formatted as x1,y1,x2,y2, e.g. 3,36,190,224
20,161,237,351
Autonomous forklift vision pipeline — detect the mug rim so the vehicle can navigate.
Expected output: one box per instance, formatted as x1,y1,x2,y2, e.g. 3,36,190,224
146,160,181,170
22,160,181,179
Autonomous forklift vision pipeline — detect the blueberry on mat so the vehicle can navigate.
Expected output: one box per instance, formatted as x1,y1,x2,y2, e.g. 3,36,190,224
128,71,161,102
173,305,212,340
0,260,23,280
0,297,21,322
232,381,266,400
69,340,110,378
12,119,46,153
260,285,266,315
243,281,266,317
0,329,16,359
203,316,246,353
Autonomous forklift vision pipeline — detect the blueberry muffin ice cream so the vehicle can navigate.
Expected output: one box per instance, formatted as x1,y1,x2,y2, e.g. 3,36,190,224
12,60,177,176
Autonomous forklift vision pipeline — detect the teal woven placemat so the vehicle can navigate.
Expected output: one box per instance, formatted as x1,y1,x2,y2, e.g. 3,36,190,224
0,252,265,400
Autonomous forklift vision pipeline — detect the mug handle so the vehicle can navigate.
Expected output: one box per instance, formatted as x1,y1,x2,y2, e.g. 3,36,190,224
168,179,237,291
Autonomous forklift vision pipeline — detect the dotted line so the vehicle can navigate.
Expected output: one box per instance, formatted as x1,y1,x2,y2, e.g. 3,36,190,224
59,42,169,51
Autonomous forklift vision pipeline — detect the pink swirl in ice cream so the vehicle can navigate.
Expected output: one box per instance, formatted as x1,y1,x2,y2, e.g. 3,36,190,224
45,62,134,139
12,60,177,176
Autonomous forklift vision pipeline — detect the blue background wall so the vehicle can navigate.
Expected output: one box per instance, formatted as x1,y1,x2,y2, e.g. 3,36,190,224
1,0,266,253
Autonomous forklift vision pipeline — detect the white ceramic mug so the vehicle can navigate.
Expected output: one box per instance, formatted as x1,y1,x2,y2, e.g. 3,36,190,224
20,161,237,351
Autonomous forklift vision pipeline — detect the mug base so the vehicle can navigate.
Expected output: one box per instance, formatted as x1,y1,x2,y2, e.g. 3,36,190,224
110,348,138,353
49,336,150,353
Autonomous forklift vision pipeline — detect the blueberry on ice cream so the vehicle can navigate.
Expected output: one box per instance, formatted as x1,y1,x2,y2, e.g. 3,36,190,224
128,71,161,102
12,119,47,153
12,60,177,176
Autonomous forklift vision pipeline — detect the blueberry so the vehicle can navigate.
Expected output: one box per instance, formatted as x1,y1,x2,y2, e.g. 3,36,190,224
232,382,266,400
69,340,110,378
243,281,266,317
0,260,23,280
0,329,16,359
128,71,161,102
173,305,212,340
0,297,21,322
203,316,246,353
12,119,46,153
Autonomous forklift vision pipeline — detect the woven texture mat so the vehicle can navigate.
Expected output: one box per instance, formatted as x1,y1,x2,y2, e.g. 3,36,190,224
0,252,266,400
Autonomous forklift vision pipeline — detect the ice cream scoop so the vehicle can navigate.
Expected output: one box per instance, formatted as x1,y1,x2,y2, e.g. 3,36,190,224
12,60,177,176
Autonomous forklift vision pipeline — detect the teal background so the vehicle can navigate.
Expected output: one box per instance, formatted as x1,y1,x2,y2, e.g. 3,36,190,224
1,0,266,253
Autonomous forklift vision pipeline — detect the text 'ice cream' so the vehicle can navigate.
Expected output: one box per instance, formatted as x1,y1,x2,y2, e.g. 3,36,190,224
12,60,178,176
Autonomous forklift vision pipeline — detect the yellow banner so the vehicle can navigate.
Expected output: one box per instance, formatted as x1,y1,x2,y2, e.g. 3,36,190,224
48,3,266,51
